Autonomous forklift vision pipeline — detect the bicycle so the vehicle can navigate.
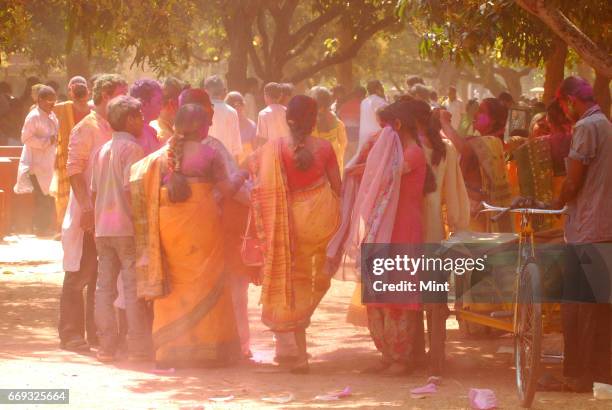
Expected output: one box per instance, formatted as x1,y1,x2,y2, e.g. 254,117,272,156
480,201,567,408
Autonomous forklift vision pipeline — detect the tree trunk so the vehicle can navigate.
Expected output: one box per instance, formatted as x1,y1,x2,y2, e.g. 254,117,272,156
576,60,594,83
514,0,612,78
224,1,263,92
225,19,252,92
543,37,567,104
335,18,354,90
65,52,90,80
496,67,529,100
594,71,611,119
473,65,505,97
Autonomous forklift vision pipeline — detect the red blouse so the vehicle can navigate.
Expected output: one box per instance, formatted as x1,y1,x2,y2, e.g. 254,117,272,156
281,138,337,191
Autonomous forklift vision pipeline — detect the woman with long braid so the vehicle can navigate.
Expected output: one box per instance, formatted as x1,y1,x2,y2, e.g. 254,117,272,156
130,104,245,368
252,95,341,373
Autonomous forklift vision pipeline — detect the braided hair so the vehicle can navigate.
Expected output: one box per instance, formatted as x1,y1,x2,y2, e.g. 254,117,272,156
286,95,318,171
166,104,209,202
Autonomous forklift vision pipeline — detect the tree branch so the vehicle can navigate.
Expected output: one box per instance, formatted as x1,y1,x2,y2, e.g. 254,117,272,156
287,16,396,84
514,0,612,78
191,51,224,64
284,32,317,64
287,7,342,47
256,10,271,65
247,33,265,79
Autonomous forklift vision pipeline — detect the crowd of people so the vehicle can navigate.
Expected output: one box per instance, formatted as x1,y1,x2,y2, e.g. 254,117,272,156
6,70,611,391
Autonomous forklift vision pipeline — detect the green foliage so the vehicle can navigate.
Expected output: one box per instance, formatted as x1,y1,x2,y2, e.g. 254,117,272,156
397,0,610,68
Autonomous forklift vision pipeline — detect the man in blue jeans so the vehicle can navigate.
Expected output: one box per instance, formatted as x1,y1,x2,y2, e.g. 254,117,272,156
91,95,149,362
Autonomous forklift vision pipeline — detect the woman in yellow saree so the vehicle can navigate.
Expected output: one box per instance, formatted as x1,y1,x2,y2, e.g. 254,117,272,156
253,95,341,373
440,98,513,233
130,104,245,368
310,86,348,171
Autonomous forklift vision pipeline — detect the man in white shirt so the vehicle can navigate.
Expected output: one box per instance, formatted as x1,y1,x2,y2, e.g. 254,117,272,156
358,80,387,148
202,75,242,160
19,85,58,235
59,74,128,352
256,82,290,147
444,86,464,130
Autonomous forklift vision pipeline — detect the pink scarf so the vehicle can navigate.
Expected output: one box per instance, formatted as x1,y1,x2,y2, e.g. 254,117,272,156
327,126,404,280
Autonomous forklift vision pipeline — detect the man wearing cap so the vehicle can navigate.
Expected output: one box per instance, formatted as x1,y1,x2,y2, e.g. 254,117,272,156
53,76,91,228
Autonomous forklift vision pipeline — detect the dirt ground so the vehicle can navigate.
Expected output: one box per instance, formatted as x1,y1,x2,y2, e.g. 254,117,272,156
0,235,608,409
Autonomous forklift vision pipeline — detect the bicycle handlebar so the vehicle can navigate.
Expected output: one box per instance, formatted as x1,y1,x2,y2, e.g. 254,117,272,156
480,201,568,217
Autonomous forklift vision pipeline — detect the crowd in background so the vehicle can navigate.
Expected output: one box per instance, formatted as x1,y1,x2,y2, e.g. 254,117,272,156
4,70,611,391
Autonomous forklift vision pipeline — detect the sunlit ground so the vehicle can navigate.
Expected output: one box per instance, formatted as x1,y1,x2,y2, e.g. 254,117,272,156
0,236,607,409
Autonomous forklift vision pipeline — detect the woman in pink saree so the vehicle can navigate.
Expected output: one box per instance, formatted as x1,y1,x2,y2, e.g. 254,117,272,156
328,99,434,374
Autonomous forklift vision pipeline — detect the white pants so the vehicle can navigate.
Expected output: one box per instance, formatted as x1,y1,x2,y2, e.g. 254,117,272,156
230,272,250,355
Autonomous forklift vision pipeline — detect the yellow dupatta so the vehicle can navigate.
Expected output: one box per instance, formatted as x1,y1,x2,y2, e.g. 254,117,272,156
252,139,294,308
130,147,167,300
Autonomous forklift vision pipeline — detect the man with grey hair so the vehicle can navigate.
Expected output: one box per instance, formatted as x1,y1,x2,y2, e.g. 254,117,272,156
59,73,127,352
202,75,242,159
91,95,148,362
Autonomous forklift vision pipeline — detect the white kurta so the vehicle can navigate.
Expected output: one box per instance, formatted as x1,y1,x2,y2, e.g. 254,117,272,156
445,98,465,130
256,104,290,141
209,100,242,158
19,107,58,195
358,95,387,148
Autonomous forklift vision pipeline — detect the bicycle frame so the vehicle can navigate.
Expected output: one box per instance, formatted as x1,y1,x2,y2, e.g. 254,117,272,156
479,202,567,333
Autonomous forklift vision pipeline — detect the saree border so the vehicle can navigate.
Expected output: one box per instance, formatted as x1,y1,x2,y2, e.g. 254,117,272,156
152,275,225,349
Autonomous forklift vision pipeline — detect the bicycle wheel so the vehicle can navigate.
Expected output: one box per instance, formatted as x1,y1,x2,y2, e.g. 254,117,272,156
514,260,542,408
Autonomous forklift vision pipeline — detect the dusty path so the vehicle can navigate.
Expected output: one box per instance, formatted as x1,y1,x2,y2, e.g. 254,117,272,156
0,236,606,409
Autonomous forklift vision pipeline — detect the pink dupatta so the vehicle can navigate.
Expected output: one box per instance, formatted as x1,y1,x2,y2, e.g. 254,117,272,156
327,126,404,281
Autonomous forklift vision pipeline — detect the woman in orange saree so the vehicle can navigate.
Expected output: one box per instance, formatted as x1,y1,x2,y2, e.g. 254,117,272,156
253,95,341,373
130,104,245,368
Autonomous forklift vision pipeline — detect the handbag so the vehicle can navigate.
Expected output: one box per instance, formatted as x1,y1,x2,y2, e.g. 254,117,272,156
241,207,264,267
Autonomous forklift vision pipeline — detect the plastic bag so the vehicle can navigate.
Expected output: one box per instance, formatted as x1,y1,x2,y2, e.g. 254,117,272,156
469,388,497,409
